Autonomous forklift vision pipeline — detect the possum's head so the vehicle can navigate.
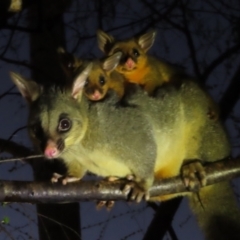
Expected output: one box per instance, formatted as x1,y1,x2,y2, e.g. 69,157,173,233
57,47,83,80
10,63,93,159
58,49,123,101
97,29,156,74
84,52,122,101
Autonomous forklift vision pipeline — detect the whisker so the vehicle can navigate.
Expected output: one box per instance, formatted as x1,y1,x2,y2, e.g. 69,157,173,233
0,154,44,163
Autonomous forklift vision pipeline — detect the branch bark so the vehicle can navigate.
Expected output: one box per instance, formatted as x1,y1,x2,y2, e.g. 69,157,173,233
1,158,240,203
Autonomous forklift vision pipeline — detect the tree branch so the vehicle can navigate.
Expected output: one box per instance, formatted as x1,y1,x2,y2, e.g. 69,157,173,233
179,0,201,77
201,43,240,82
219,63,240,120
1,158,240,203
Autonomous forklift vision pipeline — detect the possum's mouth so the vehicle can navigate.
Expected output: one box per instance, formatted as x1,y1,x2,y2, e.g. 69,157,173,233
43,138,65,159
121,66,137,72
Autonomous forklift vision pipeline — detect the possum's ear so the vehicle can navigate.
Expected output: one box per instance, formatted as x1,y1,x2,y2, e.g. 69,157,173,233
72,62,93,100
97,29,115,54
10,72,41,103
57,47,83,78
138,30,157,53
102,52,122,72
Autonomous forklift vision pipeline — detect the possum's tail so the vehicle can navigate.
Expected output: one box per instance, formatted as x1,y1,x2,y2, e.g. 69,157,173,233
188,181,240,240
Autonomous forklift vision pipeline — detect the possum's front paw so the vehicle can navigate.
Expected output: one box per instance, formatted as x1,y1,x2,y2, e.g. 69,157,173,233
97,175,135,210
51,172,81,185
96,200,115,211
123,181,150,203
181,160,206,191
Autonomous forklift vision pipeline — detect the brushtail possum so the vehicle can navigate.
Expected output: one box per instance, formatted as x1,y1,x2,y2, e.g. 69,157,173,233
57,47,83,80
97,29,188,92
97,29,219,120
58,48,126,101
10,62,240,239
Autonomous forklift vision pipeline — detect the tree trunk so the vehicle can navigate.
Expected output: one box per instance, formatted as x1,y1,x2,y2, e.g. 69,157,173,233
28,1,81,239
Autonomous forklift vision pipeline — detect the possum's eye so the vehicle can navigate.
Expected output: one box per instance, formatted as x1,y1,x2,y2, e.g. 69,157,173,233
99,76,105,86
132,48,140,57
58,118,71,132
68,62,74,69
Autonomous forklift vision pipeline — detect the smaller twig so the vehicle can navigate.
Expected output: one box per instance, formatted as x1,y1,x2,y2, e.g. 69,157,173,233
0,155,44,163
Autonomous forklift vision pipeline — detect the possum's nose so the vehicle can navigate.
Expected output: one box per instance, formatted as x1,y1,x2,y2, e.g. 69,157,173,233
44,140,59,159
125,57,135,70
91,90,103,100
86,89,103,101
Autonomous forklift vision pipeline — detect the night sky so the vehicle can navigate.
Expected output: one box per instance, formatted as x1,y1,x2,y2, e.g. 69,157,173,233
1,1,240,239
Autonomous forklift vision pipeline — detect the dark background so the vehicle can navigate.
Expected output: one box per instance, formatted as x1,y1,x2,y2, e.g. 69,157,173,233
1,0,240,239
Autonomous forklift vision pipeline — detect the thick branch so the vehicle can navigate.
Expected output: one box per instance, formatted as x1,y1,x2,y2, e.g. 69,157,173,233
1,159,240,203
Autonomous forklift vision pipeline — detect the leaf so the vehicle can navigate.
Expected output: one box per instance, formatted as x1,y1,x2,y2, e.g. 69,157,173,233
1,216,10,224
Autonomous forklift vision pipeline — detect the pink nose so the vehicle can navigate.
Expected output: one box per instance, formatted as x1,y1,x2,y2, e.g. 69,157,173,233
44,140,59,158
125,58,135,70
91,91,102,100
44,147,58,158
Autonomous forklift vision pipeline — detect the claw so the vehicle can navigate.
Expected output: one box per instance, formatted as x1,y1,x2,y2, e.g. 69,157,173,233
62,176,81,185
96,200,115,211
107,176,120,182
95,175,136,210
106,174,135,182
123,181,148,203
181,161,206,191
51,172,80,185
51,172,63,183
123,183,132,195
126,174,135,181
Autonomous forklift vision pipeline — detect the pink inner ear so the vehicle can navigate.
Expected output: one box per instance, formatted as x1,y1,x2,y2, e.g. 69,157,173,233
18,81,29,99
72,76,85,99
125,58,135,70
72,87,81,99
72,62,93,99
139,31,156,52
